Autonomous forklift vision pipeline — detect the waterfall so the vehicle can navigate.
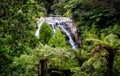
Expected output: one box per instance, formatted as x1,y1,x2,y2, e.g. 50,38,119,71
35,20,44,38
50,24,56,33
56,21,77,50
35,18,77,50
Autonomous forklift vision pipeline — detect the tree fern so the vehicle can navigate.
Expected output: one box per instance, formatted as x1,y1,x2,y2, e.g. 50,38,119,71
86,34,120,49
85,33,120,76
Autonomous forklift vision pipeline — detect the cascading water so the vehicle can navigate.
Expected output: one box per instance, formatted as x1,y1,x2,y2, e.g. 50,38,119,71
35,20,44,38
35,17,77,50
50,24,56,33
56,22,77,50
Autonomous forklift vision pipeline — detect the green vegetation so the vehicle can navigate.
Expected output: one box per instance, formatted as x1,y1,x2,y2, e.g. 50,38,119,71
39,22,52,44
48,27,67,47
0,0,120,76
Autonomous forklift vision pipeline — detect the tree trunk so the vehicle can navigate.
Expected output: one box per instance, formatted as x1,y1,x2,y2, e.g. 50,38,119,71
40,60,47,76
106,49,114,76
37,60,47,76
37,61,41,76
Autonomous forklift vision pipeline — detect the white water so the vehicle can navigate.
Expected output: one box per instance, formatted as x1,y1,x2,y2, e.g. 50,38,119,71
56,21,76,50
35,20,44,38
35,18,77,50
50,24,56,33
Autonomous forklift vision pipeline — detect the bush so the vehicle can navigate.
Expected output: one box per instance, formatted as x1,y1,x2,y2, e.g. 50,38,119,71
39,22,52,44
48,27,67,47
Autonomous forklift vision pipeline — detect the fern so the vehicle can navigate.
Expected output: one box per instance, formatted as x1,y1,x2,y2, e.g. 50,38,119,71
86,34,120,48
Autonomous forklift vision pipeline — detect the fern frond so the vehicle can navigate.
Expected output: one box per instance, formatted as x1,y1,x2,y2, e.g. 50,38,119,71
87,34,98,38
105,34,120,47
104,34,115,41
86,38,108,45
100,33,105,41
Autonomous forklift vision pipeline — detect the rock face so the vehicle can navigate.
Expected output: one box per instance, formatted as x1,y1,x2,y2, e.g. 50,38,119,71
36,17,81,48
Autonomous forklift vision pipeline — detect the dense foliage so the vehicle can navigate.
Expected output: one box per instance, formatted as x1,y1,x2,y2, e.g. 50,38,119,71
48,27,67,47
39,22,52,45
0,0,120,76
0,0,41,75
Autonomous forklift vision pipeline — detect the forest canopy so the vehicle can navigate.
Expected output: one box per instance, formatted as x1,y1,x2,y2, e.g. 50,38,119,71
0,0,120,76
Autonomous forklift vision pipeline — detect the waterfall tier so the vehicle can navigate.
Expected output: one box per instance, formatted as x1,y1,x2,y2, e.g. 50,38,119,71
35,17,81,50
